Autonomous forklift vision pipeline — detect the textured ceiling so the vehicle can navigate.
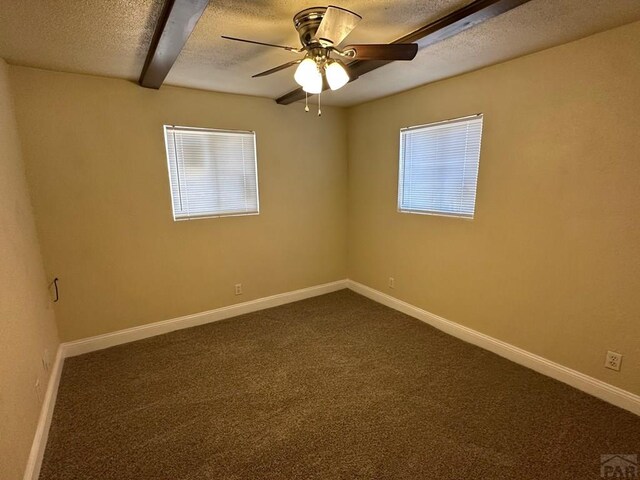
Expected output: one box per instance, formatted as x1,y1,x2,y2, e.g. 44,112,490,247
1,0,640,106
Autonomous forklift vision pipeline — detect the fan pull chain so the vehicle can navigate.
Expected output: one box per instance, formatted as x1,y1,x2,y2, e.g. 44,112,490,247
304,91,309,112
318,91,322,117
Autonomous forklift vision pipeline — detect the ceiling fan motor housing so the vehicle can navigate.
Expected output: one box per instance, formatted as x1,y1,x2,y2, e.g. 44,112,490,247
293,7,328,48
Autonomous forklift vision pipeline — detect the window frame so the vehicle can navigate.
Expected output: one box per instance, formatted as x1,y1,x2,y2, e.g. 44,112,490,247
163,125,260,222
397,114,483,220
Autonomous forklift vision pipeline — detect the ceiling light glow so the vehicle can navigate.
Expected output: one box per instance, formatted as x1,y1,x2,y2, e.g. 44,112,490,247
294,57,320,88
302,70,323,94
325,60,349,90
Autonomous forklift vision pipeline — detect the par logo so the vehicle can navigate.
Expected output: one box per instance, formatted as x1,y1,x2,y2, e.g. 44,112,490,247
601,454,638,479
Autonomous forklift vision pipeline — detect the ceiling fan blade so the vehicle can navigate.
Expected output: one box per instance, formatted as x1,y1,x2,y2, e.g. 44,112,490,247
221,35,300,53
315,6,362,46
342,43,418,61
252,59,302,78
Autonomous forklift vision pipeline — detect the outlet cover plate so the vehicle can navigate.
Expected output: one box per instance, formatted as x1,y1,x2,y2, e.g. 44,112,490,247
605,351,622,371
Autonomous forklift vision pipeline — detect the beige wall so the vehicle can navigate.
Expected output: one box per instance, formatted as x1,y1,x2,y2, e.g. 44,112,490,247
347,21,640,395
9,68,348,341
0,58,60,480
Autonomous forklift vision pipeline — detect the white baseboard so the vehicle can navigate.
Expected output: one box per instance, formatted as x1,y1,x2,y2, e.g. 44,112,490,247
347,279,640,417
62,280,348,358
23,346,64,480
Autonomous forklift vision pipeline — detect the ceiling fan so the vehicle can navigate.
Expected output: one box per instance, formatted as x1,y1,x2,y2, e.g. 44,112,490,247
222,5,418,112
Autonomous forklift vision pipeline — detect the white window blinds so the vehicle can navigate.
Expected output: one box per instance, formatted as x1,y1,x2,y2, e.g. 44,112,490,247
398,114,483,218
164,126,259,220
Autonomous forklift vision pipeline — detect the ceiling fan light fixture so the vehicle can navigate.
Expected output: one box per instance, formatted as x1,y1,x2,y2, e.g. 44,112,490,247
325,59,349,90
294,57,320,88
223,5,422,108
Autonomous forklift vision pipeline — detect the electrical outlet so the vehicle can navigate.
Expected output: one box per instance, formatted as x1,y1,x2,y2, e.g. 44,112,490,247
605,351,622,371
235,283,243,295
388,277,395,289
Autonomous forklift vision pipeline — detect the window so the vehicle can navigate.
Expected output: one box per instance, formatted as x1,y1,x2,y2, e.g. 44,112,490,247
398,114,483,218
164,126,259,220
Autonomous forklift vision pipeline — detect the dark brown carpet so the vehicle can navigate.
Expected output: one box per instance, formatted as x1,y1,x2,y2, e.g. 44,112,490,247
41,290,639,479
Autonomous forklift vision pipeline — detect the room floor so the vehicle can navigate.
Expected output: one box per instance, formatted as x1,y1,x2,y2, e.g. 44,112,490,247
41,290,640,479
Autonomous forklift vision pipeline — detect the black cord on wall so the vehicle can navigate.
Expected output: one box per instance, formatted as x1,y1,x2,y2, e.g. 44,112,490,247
49,277,59,303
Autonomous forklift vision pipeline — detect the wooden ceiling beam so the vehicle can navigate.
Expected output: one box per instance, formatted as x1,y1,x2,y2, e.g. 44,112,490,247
139,0,209,89
275,0,531,105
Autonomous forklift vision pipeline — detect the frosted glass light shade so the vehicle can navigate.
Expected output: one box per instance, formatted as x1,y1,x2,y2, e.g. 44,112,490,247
294,58,319,87
302,71,323,94
326,60,349,90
